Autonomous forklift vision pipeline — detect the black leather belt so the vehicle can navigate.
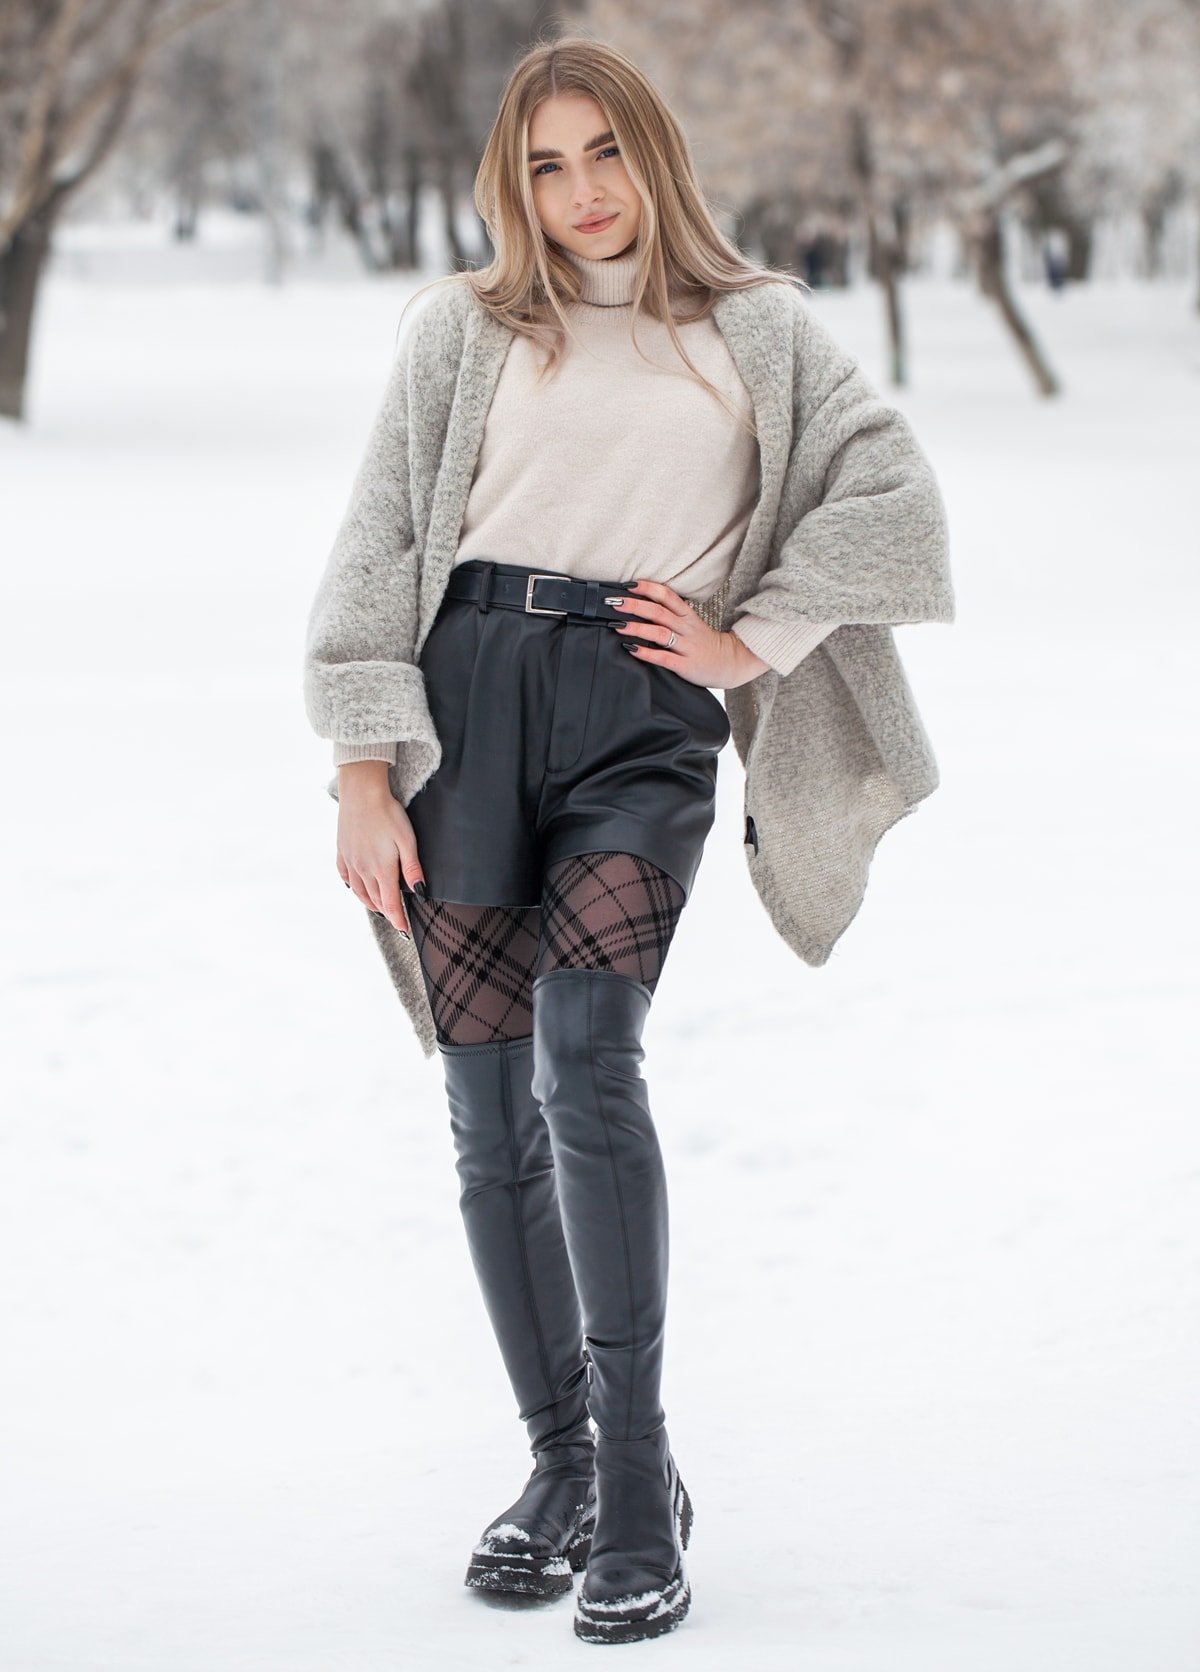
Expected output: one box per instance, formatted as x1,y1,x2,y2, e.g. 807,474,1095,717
444,560,641,623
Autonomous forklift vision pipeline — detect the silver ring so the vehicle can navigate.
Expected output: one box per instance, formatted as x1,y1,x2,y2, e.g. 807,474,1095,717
666,630,677,649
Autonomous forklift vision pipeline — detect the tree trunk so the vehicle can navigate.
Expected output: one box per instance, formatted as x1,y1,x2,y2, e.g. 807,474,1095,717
173,181,200,240
852,106,908,386
1026,176,1093,282
882,259,904,385
437,149,464,269
254,0,289,287
826,236,851,286
312,135,379,272
1141,202,1166,279
869,212,907,386
1064,215,1092,281
402,144,421,270
0,202,58,422
976,213,1060,397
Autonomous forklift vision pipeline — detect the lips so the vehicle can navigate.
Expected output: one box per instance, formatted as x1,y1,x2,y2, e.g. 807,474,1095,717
575,212,617,232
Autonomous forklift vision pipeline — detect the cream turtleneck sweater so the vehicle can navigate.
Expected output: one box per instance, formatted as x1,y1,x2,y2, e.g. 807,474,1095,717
333,246,837,767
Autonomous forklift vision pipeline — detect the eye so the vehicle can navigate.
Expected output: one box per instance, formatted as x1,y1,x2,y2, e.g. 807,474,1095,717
532,146,620,179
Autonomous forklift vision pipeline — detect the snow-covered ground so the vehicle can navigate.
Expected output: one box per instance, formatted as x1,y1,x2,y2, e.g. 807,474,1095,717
2,213,1197,1671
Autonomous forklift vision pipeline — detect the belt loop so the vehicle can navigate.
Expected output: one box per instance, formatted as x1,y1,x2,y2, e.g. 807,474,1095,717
476,560,495,613
583,579,600,619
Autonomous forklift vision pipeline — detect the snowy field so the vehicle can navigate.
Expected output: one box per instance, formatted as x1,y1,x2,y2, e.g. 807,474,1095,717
1,213,1197,1671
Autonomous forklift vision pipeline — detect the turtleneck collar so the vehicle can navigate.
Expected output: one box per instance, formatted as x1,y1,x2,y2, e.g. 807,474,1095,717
562,243,639,307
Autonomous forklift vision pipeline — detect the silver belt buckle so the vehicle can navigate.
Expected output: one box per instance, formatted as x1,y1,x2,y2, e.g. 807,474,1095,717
524,573,569,616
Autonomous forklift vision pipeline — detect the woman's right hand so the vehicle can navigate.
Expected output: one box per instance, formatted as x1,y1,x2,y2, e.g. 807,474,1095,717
335,760,426,936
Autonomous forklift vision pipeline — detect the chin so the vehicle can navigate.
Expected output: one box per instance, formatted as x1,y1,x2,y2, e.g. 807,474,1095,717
569,229,640,259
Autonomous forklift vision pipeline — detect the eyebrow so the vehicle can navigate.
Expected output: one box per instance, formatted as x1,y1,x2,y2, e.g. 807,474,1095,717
528,130,615,163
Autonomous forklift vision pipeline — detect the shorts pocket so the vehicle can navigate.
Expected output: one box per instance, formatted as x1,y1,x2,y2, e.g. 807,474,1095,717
418,603,483,748
652,667,730,751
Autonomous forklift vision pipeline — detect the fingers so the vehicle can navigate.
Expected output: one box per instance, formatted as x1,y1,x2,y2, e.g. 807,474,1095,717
342,862,422,943
613,583,721,686
614,617,685,651
626,578,690,617
376,874,411,936
337,796,430,940
398,837,428,904
612,582,695,664
380,845,430,938
341,857,424,938
613,583,687,632
345,869,377,914
343,865,412,937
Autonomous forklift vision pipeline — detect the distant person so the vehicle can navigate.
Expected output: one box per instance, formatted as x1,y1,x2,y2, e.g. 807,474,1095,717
803,236,827,288
1044,227,1069,290
303,32,953,1647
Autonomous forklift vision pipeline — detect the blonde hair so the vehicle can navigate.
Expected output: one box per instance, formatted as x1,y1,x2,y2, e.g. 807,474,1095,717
400,32,807,439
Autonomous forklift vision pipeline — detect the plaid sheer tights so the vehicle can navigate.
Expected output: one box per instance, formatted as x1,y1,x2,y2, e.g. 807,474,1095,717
405,850,686,1047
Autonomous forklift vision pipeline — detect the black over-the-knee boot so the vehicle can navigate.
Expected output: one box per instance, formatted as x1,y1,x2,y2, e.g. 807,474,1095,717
439,1033,597,1599
530,969,694,1645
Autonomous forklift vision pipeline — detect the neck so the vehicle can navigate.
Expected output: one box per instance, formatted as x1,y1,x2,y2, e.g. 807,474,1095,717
562,243,639,307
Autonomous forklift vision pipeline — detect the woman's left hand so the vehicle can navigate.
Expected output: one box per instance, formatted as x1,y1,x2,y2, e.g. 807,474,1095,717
608,578,770,690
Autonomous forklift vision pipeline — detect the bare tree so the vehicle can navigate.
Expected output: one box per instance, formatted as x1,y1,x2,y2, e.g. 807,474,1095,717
1062,0,1200,303
580,0,936,382
115,17,246,239
577,3,858,268
809,0,933,386
580,0,1083,394
0,0,238,421
7,0,1194,424
280,0,545,275
280,0,426,274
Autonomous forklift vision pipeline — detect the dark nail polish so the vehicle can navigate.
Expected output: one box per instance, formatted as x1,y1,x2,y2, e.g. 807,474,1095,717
413,880,430,900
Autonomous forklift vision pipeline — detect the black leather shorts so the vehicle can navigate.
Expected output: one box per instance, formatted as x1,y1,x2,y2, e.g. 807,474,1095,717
401,558,732,908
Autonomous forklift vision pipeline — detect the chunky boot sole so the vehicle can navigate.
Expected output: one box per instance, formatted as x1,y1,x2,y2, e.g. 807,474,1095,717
574,1470,694,1644
465,1445,598,1601
465,1511,595,1599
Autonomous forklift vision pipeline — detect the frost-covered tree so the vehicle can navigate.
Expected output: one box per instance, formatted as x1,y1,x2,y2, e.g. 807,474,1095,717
578,0,1082,393
0,0,236,421
1057,0,1200,294
274,0,546,274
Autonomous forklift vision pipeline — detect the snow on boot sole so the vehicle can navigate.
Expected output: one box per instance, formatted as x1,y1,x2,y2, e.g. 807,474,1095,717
465,1516,594,1600
574,1474,694,1644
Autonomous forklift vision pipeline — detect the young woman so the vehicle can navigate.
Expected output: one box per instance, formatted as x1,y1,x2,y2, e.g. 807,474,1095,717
303,34,953,1648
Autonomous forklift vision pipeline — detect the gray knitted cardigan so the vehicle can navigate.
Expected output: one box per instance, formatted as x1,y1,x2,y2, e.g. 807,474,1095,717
303,273,954,1058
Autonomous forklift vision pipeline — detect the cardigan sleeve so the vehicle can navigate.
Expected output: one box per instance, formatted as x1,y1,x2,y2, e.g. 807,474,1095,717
728,295,954,633
303,330,438,796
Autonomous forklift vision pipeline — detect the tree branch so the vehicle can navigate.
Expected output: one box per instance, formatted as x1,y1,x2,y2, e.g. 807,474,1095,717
1,0,240,243
5,0,91,237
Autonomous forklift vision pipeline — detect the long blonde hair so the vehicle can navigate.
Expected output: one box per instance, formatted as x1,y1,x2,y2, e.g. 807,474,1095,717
401,32,806,438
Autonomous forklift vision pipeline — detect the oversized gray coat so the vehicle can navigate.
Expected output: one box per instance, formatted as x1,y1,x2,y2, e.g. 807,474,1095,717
303,275,955,1058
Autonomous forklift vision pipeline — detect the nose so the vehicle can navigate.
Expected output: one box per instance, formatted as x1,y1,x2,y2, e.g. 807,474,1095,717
571,171,604,211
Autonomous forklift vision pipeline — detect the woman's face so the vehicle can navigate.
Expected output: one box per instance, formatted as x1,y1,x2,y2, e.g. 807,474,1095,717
527,92,641,261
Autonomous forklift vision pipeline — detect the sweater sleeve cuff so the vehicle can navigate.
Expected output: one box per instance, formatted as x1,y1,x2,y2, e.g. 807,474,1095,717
730,615,839,677
332,740,399,767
